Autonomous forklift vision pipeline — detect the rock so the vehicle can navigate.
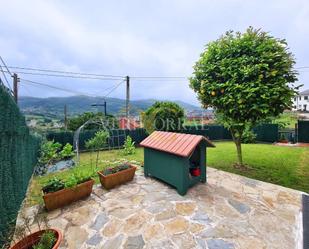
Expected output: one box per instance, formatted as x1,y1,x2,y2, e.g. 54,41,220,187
66,226,88,249
144,223,165,241
65,206,93,226
207,239,235,249
91,213,109,231
102,218,123,237
164,217,189,235
175,202,196,216
48,217,68,232
123,235,145,249
146,201,169,214
103,234,124,249
192,211,211,225
155,209,176,221
172,233,196,249
148,240,175,249
109,207,138,219
124,211,151,233
189,222,205,234
228,199,251,214
86,233,102,246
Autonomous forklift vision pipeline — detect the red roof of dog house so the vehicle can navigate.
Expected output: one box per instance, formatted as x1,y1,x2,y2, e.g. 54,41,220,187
140,131,215,157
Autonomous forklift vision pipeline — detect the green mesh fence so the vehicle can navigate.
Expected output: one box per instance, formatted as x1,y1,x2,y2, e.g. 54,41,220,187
0,86,41,246
298,120,309,143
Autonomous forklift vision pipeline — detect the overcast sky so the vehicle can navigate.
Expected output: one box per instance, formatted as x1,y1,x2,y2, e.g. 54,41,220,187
1,0,309,106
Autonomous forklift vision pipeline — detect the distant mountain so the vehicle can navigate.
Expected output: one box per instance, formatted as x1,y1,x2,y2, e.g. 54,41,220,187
19,95,203,118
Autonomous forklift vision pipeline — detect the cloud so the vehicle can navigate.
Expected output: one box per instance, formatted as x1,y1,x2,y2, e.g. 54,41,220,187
0,0,308,105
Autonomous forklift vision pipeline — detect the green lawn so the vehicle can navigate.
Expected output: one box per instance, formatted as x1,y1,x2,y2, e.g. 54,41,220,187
27,142,309,206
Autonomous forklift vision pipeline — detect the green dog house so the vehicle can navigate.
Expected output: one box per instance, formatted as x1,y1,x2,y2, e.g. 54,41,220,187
140,131,215,195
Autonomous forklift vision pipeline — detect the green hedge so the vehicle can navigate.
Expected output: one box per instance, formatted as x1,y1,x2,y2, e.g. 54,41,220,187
46,128,148,150
47,123,278,150
0,86,41,246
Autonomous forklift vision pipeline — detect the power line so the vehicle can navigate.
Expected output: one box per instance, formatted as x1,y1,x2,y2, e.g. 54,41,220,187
20,78,97,96
0,56,13,76
2,70,124,81
8,65,124,78
104,80,125,98
0,66,12,90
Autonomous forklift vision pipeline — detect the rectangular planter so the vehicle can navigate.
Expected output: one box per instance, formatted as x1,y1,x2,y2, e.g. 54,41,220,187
43,179,94,211
98,164,136,190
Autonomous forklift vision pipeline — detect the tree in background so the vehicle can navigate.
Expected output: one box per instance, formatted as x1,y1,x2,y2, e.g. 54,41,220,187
190,27,299,167
67,112,118,131
142,101,185,134
85,130,109,169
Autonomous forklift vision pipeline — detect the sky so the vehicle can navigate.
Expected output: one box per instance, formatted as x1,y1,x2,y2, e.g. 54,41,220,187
0,0,309,106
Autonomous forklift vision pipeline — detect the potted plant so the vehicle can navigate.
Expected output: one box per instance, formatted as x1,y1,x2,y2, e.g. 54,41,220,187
10,229,62,249
42,169,94,211
97,163,136,190
279,133,289,143
10,208,62,249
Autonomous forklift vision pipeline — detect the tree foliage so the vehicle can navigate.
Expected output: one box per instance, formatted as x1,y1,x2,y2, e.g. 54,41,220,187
190,27,298,165
143,101,185,134
67,112,118,131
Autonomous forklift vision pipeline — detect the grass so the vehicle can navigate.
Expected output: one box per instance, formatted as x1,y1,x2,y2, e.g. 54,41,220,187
27,142,309,206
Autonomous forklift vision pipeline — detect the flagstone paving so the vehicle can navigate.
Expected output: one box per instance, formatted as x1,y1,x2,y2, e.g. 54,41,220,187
18,167,305,249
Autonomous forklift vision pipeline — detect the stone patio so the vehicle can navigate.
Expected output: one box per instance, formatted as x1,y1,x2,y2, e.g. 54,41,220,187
19,167,305,249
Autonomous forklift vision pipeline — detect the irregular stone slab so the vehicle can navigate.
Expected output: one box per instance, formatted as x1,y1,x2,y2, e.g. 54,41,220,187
189,222,205,234
124,211,152,233
207,239,235,249
196,238,207,249
66,226,88,249
48,217,68,232
86,233,102,246
148,239,175,249
103,234,124,249
123,235,145,249
175,202,196,216
91,213,109,231
228,199,251,214
164,217,189,235
192,211,211,225
155,209,176,221
144,223,165,241
102,218,123,237
172,233,196,249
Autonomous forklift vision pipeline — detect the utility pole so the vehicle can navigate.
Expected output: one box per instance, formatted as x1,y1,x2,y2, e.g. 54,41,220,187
64,104,68,131
126,76,130,119
13,73,19,103
91,101,107,116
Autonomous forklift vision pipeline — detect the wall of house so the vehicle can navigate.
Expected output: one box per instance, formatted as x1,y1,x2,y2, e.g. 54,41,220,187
293,94,309,111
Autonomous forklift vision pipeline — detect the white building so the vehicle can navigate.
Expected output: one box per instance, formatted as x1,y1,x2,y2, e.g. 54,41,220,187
293,89,309,111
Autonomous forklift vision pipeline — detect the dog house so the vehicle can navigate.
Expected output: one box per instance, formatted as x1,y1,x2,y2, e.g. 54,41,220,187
140,131,215,195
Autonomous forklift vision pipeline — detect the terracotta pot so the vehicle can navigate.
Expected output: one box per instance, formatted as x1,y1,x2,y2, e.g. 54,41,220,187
10,229,62,249
279,140,289,144
98,164,136,190
43,179,94,211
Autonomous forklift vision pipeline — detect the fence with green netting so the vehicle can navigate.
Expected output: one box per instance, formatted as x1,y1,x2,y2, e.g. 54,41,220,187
0,85,41,245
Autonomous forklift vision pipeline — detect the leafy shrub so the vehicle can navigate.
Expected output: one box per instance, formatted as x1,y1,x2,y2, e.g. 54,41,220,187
241,127,257,144
102,163,130,176
64,175,78,188
59,143,74,159
42,177,65,194
123,136,135,155
33,230,56,249
38,140,62,165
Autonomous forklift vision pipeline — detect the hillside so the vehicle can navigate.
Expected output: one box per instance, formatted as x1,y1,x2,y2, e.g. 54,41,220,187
19,95,203,118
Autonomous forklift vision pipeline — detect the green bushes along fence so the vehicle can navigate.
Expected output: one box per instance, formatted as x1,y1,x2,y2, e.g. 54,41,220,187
0,86,41,245
47,124,278,149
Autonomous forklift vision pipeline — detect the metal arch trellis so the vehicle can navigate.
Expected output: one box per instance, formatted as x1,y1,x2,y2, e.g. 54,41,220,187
73,117,127,164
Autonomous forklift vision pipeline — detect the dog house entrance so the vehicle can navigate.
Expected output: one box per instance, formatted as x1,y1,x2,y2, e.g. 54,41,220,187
189,145,201,177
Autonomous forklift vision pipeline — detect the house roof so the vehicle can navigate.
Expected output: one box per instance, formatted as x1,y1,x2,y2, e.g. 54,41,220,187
300,89,309,95
140,131,215,157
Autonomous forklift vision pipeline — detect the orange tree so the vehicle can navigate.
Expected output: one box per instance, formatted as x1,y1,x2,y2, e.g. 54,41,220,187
190,27,299,166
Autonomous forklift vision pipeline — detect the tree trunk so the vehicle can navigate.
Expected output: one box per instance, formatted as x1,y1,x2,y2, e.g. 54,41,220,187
235,138,243,165
230,129,243,166
96,150,100,169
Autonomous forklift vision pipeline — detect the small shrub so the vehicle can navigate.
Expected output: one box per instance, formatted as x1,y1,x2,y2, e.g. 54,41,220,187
64,175,78,189
123,136,135,155
59,143,74,159
39,140,62,165
241,128,257,144
102,163,130,176
42,177,64,194
33,230,56,249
